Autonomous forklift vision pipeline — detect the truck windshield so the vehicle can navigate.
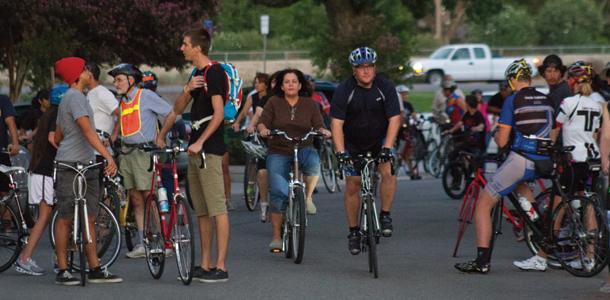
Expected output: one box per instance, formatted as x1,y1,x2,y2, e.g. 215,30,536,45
430,48,453,59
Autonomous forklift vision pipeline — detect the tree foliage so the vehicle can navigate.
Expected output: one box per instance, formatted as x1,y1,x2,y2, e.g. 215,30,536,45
467,5,537,46
0,0,219,101
536,0,605,45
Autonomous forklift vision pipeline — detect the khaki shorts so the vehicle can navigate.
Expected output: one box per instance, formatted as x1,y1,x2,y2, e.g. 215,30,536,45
119,149,153,191
187,154,226,217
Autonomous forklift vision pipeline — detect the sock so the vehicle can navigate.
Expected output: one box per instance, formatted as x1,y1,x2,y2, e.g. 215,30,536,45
138,230,144,245
380,211,390,217
476,247,490,265
349,226,359,232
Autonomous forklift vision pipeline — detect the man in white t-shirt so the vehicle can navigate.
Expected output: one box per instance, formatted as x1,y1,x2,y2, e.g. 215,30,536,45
85,62,120,142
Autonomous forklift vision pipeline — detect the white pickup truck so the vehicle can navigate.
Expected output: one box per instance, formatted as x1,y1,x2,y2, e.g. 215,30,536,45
410,44,541,86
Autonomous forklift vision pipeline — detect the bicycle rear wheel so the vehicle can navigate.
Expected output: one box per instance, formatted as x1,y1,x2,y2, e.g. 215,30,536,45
553,197,608,277
423,139,438,174
243,157,259,211
144,195,165,279
0,204,22,272
365,195,378,278
320,142,337,193
442,162,468,199
453,181,479,257
93,202,121,271
426,148,442,178
174,195,194,285
291,186,306,264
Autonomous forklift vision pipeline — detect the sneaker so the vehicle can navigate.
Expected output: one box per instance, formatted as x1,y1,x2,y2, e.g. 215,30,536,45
411,174,422,180
600,282,610,293
126,244,146,258
260,204,268,223
547,260,563,269
199,268,228,283
88,268,123,283
55,270,80,286
454,260,490,274
226,199,235,211
165,248,174,258
513,255,547,271
306,199,317,215
380,214,393,237
15,257,45,276
568,257,595,272
269,239,283,252
348,230,361,255
178,266,216,281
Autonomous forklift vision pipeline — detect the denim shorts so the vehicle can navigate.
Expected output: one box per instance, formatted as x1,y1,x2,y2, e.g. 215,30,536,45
266,147,320,213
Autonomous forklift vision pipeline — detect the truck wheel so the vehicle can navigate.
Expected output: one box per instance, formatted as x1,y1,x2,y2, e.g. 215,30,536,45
427,71,443,86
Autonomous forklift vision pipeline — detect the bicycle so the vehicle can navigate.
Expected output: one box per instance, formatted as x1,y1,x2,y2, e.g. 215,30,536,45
50,160,120,286
241,133,267,211
342,152,395,279
426,129,455,178
269,129,323,264
0,164,30,272
318,138,338,193
141,143,195,285
489,146,608,277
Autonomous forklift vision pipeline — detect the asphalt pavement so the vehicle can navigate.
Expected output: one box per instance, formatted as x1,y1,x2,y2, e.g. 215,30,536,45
1,171,608,300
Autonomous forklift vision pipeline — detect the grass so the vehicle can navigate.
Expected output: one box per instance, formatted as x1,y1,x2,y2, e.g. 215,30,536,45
408,91,435,112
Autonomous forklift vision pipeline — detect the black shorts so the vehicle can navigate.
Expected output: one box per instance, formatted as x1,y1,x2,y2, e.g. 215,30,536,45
257,158,267,170
0,153,11,192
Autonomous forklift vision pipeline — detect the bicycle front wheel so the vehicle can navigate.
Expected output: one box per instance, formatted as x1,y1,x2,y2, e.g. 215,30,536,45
174,195,195,285
552,197,608,277
144,195,165,279
442,162,468,199
243,157,260,211
365,195,378,278
93,202,121,271
291,186,306,264
426,148,443,178
77,203,87,286
0,204,22,272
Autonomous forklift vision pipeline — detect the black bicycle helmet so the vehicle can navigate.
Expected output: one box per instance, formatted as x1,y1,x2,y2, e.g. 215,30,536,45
108,63,143,83
141,70,158,91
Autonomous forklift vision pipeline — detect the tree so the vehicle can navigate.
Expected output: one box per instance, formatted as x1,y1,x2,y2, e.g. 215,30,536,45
536,0,605,45
467,5,537,47
0,0,219,101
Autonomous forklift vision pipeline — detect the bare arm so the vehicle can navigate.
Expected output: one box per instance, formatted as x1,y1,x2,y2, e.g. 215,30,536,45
157,89,192,147
232,95,253,131
331,118,346,153
110,108,120,142
550,127,561,143
75,117,116,176
54,125,64,145
5,116,19,155
48,132,58,149
382,115,401,149
494,125,512,148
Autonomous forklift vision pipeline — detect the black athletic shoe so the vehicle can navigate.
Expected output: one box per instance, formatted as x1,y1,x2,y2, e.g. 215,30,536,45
380,214,393,237
348,230,361,255
454,260,490,274
200,268,228,283
88,268,123,283
55,270,80,286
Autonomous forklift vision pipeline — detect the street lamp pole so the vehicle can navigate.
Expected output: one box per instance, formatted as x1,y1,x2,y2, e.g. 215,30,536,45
261,15,269,73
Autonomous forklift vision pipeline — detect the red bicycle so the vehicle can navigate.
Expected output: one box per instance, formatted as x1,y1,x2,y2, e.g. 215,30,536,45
140,143,196,285
452,152,540,257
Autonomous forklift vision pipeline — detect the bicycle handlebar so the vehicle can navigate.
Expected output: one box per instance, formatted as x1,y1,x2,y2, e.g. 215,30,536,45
269,129,324,143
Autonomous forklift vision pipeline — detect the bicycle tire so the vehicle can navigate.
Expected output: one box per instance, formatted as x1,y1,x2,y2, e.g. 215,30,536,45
320,143,337,193
442,162,468,199
423,139,438,174
283,220,292,259
174,195,195,285
427,148,442,178
144,195,165,279
524,189,553,257
93,202,121,271
0,204,22,272
292,186,306,264
553,197,609,277
124,211,138,252
365,195,378,278
243,157,259,211
453,181,479,257
488,200,503,259
77,202,87,286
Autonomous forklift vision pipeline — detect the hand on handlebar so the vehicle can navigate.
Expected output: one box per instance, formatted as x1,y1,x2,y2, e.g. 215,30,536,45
155,135,167,149
8,143,19,156
319,128,331,138
336,151,351,165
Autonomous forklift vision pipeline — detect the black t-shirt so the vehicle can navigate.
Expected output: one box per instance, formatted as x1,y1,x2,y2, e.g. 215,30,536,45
461,111,486,151
548,81,573,115
403,101,414,115
331,76,401,154
252,93,270,111
0,95,16,149
30,109,58,176
488,92,505,114
188,64,227,155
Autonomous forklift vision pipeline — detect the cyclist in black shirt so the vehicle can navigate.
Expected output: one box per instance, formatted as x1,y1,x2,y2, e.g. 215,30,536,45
331,47,401,255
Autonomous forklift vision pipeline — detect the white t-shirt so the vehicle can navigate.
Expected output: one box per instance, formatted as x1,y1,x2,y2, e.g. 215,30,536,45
556,93,603,162
87,85,118,134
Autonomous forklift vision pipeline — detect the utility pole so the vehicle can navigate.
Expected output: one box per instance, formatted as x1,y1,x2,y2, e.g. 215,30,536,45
260,15,269,73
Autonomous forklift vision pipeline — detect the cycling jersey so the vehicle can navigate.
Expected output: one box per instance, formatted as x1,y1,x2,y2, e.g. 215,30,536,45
556,93,603,162
460,111,486,151
446,94,463,124
498,87,555,160
331,76,400,155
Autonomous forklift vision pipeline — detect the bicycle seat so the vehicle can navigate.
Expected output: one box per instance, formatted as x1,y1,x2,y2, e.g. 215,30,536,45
0,165,25,174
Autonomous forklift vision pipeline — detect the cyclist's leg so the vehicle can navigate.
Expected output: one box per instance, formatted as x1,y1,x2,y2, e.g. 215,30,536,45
54,170,76,271
378,162,396,212
299,147,321,213
257,159,269,203
266,154,291,242
120,151,152,247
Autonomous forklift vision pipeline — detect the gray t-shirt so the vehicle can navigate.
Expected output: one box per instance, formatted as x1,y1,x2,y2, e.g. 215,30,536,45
56,88,96,163
121,88,171,144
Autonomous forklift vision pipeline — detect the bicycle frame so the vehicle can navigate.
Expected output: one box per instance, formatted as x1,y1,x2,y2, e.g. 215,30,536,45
357,156,381,236
0,166,29,242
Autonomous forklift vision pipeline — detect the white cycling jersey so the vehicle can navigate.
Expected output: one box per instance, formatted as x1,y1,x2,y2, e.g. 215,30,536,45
556,92,604,162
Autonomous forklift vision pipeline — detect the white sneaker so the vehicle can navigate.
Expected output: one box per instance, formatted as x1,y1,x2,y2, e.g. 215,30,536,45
513,255,547,271
126,244,146,258
568,257,595,272
164,248,174,258
306,199,316,215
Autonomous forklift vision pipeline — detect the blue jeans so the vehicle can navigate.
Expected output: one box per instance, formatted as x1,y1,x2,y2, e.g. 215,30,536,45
266,147,320,213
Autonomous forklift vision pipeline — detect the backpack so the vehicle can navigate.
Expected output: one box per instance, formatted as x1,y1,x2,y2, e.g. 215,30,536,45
190,61,243,121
